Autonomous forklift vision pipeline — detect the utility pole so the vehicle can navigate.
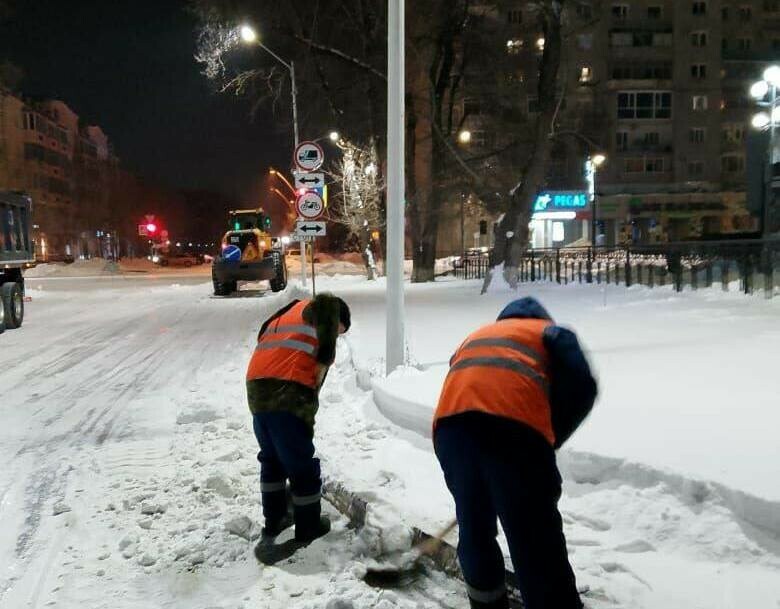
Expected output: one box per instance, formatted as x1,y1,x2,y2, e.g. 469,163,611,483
386,0,405,374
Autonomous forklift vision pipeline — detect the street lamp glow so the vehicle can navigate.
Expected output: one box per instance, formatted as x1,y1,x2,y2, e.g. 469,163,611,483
240,25,257,44
751,80,770,100
458,130,472,144
764,65,780,87
591,153,607,168
328,131,340,142
752,112,771,129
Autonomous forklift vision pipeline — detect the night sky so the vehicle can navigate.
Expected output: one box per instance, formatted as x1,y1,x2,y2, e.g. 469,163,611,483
0,0,290,203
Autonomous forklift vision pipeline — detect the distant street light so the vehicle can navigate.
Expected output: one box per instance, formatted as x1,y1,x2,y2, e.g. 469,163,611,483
750,66,780,239
751,80,770,100
764,65,780,88
329,131,340,142
753,112,771,129
458,130,472,144
240,25,258,44
588,153,607,250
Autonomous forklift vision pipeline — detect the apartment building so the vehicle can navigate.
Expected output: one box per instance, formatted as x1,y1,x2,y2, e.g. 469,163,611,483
438,0,776,253
0,90,119,259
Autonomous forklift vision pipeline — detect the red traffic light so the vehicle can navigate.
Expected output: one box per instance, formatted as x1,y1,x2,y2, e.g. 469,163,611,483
146,223,157,234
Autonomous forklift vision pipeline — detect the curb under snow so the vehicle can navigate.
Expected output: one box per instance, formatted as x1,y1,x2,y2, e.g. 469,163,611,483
370,371,780,542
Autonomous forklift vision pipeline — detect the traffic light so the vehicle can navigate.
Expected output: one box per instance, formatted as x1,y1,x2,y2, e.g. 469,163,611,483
146,223,157,234
264,216,272,229
234,221,241,231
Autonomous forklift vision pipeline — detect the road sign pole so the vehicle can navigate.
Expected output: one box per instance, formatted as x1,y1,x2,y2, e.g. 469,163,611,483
311,241,316,297
386,0,405,374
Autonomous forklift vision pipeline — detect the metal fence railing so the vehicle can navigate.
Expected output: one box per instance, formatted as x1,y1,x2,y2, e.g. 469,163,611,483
451,239,780,298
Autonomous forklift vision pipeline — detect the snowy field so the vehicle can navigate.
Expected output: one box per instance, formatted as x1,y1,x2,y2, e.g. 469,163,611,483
0,273,778,609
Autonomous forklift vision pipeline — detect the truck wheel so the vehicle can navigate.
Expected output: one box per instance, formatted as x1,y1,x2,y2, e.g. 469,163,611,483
1,282,24,329
270,252,287,293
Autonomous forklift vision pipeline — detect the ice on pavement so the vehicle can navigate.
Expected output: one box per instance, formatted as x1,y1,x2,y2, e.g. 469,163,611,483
0,275,778,608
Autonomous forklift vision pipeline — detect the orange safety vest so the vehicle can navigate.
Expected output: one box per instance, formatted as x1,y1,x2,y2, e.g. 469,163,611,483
246,300,319,388
434,318,555,446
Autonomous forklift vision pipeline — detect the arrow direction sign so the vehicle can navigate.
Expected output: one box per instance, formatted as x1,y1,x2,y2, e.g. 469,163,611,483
294,172,324,189
295,221,326,238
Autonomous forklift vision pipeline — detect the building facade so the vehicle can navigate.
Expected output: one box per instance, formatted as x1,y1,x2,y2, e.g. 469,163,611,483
0,90,120,260
437,0,777,253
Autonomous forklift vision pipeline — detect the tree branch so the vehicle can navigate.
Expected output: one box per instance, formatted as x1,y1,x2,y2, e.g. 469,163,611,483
290,34,386,80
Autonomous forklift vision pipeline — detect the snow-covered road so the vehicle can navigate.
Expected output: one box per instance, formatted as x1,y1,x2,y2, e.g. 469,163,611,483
1,275,779,609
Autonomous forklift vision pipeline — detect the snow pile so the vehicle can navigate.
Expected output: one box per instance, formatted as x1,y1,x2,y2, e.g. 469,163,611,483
25,258,119,278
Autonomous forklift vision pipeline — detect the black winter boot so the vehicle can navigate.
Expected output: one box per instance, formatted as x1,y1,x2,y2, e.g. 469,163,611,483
294,500,331,542
262,514,293,538
295,515,331,542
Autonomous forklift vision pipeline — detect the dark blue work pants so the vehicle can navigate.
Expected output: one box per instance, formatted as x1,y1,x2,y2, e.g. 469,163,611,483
434,412,581,609
252,411,322,533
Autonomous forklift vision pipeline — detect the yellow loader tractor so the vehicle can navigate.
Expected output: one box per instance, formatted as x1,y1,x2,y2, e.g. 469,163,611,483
211,208,287,296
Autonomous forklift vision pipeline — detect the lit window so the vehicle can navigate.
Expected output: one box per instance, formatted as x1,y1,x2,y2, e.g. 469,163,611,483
506,39,524,54
692,95,708,111
579,66,593,83
536,37,546,51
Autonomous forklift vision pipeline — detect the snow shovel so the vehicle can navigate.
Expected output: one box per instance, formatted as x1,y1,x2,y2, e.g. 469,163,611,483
363,518,458,588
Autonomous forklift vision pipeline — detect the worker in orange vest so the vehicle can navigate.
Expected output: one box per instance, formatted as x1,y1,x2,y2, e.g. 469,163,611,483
246,294,351,545
433,297,597,609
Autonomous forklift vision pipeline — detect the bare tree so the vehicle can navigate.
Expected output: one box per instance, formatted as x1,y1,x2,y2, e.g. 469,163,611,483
329,137,383,279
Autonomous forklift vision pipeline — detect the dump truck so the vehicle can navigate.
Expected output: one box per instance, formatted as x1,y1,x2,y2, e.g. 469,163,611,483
211,208,287,296
1,191,35,332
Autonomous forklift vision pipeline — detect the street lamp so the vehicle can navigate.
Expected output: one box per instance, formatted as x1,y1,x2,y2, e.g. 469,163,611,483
239,25,299,148
329,131,340,142
588,153,607,250
240,25,257,44
458,130,472,144
241,23,306,285
749,65,780,239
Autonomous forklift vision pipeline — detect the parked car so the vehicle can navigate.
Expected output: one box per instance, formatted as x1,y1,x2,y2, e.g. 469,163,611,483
153,252,200,267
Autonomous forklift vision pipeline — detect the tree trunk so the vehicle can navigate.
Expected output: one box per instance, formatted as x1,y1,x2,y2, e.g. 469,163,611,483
483,1,564,291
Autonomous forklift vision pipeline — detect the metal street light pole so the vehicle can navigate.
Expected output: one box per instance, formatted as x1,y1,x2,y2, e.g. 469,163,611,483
243,27,306,286
386,0,405,374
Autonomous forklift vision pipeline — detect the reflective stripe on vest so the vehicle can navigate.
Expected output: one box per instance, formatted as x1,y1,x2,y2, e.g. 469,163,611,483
246,300,320,387
434,318,555,445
